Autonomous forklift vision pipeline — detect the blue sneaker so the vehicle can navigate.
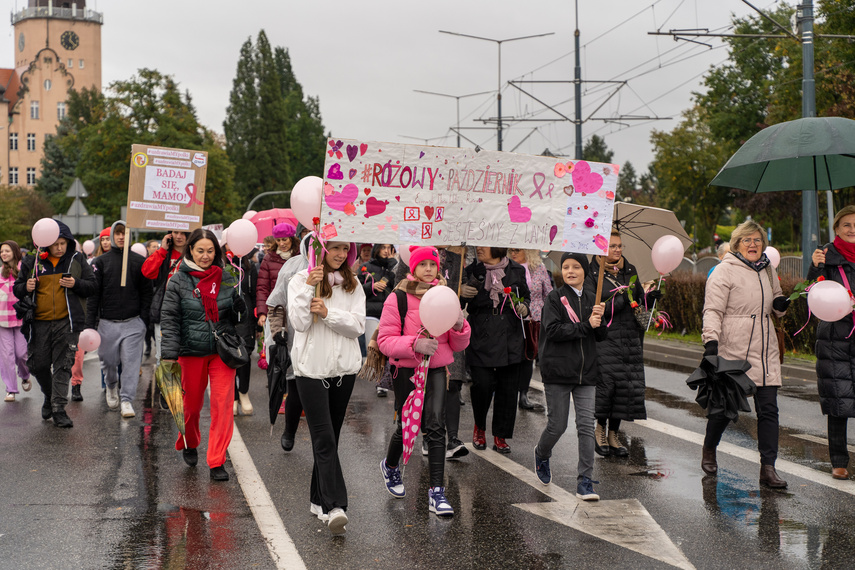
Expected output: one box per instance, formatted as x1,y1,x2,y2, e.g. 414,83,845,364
380,459,405,498
428,487,454,516
534,446,551,485
576,476,600,501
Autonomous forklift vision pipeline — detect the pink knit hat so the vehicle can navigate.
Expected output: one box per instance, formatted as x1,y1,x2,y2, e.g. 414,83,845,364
272,223,296,239
409,245,440,274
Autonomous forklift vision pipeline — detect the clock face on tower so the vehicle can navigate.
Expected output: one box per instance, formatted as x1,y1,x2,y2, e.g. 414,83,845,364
60,31,80,51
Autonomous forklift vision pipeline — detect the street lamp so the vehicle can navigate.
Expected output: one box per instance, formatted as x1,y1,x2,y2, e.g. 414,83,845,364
439,30,554,151
413,89,493,147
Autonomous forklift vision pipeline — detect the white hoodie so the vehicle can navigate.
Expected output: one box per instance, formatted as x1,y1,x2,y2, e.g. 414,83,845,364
287,270,366,379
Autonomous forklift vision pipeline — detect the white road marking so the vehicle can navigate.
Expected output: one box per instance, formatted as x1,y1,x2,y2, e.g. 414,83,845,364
468,445,695,569
635,418,855,496
229,426,307,570
792,432,855,454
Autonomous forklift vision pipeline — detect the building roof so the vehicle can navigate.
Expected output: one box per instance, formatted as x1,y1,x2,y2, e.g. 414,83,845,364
0,68,21,108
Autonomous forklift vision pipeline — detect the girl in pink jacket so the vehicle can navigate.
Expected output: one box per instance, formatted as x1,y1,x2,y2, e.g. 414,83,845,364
377,246,471,517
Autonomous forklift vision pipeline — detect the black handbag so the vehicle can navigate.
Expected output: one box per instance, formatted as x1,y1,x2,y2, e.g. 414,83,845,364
207,320,250,369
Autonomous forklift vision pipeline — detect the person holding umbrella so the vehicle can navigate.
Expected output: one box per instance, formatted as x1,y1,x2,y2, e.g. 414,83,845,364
701,220,790,487
585,229,660,457
287,240,365,535
377,246,470,516
160,229,246,482
808,205,855,480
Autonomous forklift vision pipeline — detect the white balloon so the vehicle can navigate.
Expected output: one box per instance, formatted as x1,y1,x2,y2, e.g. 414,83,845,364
808,280,853,322
764,246,781,268
227,219,259,257
242,210,257,220
131,243,148,257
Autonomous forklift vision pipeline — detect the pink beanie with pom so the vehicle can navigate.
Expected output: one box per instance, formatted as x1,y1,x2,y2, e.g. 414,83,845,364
408,245,440,274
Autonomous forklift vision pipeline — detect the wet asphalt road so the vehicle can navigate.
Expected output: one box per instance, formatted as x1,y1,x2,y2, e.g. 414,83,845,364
2,351,854,569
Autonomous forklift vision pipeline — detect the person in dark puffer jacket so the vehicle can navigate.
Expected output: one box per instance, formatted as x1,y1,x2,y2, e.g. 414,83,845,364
809,205,855,481
13,220,96,427
160,229,245,482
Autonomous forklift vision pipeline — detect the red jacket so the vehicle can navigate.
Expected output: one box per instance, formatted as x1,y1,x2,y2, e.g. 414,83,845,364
377,281,470,369
256,253,287,316
141,247,182,282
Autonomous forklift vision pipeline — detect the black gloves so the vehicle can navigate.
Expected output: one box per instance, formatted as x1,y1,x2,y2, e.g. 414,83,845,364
703,341,718,357
273,329,288,346
646,289,663,303
772,296,791,312
233,296,247,315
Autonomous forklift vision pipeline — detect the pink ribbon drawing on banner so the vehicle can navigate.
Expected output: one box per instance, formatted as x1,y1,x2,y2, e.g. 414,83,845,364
401,349,430,466
185,183,204,206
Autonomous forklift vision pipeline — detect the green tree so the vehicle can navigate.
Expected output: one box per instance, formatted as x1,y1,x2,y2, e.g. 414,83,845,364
616,161,638,201
582,134,614,164
224,38,260,202
0,186,53,247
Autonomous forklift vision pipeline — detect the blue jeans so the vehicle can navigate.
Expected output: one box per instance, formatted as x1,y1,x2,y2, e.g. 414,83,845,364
536,383,596,479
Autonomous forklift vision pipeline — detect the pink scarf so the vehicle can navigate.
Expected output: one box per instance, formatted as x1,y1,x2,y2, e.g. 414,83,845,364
484,257,510,308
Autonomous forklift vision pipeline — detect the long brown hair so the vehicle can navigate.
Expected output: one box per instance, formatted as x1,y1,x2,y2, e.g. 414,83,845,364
317,245,358,298
1,240,22,279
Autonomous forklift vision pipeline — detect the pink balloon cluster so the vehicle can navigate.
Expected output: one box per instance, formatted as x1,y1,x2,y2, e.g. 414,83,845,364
419,286,462,337
808,280,853,322
651,235,685,275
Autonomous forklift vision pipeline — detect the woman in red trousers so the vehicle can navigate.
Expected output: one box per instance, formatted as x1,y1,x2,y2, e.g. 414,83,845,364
160,229,245,481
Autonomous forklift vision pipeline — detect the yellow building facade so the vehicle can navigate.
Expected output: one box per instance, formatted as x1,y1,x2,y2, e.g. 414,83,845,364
1,0,102,187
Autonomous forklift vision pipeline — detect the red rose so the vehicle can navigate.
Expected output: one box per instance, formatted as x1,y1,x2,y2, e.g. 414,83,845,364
39,250,48,260
503,286,512,294
817,276,826,282
312,217,320,226
361,266,367,272
630,301,639,308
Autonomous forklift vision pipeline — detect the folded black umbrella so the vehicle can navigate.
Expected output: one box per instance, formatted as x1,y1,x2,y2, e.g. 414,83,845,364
686,355,756,423
267,339,291,428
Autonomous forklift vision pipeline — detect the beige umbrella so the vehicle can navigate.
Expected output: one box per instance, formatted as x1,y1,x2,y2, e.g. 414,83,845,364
611,203,692,283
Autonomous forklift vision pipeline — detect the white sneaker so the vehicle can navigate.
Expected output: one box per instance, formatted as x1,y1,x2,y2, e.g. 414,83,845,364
4,392,15,402
120,401,135,418
327,507,348,535
310,503,329,521
238,391,253,415
106,386,119,409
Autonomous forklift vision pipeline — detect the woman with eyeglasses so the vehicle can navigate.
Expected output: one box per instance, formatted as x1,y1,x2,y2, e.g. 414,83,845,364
585,229,660,457
701,220,790,487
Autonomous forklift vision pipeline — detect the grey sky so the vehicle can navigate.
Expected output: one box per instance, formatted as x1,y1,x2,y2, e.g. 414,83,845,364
4,0,775,175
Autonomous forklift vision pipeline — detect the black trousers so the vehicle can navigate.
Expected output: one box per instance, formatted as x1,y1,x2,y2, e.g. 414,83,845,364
28,319,78,411
828,415,850,469
470,363,522,439
445,380,463,441
296,374,355,513
386,366,447,487
233,336,255,398
283,378,303,436
518,358,534,393
705,386,779,466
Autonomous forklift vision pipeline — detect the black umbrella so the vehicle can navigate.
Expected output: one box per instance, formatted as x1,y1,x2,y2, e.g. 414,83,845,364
686,355,756,423
267,338,291,428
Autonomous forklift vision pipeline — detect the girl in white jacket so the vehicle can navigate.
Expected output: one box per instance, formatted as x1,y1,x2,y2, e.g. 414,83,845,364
287,240,365,536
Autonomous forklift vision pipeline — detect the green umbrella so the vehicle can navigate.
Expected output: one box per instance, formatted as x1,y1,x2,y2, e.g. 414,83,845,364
710,116,855,192
155,360,186,446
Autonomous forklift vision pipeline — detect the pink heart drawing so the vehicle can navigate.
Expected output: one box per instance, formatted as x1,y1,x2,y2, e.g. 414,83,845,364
327,164,344,180
424,206,434,220
394,196,401,202
385,216,393,222
571,161,603,194
549,225,558,244
408,228,418,237
348,169,357,179
391,224,399,231
346,145,358,162
507,196,532,223
326,183,358,211
377,225,385,231
359,143,368,156
419,151,425,159
364,196,390,218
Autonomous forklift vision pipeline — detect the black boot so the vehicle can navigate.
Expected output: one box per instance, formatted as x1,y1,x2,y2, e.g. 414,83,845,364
41,396,53,420
281,431,295,452
71,385,83,402
518,391,544,412
52,409,73,428
760,465,787,488
701,446,718,475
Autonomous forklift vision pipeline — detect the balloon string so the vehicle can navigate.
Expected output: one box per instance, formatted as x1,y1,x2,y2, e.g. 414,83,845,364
646,276,663,332
606,285,628,327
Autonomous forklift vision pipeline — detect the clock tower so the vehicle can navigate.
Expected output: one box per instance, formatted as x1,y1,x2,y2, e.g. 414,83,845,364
0,0,103,189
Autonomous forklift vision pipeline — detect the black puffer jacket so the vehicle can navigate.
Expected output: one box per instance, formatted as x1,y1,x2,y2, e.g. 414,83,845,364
85,220,153,329
13,220,96,335
227,255,258,345
160,260,241,360
585,256,647,420
358,246,398,319
809,244,855,417
539,285,608,384
462,259,530,368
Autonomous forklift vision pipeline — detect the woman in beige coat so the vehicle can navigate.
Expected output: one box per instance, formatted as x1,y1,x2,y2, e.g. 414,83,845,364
701,220,791,488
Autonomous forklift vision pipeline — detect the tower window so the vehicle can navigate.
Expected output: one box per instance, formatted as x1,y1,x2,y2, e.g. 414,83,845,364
27,133,36,151
68,59,73,68
30,101,39,119
44,79,52,91
9,167,18,186
79,59,84,69
26,167,36,186
57,102,67,120
9,133,18,151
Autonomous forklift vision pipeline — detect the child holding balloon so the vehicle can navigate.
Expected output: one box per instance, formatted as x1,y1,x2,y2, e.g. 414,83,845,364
377,246,471,517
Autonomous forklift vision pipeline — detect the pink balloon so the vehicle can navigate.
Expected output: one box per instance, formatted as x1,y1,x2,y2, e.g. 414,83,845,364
32,218,60,248
290,176,323,228
419,285,462,337
131,243,148,257
222,228,229,244
79,329,101,352
808,280,853,322
242,210,257,220
82,239,95,255
651,235,685,275
764,246,781,268
227,219,259,257
397,245,412,265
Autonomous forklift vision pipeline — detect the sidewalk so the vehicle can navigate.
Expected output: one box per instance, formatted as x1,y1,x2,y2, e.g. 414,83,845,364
643,336,817,385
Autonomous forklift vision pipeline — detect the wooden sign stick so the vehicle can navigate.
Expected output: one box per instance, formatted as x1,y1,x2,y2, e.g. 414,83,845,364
594,256,605,306
120,230,130,287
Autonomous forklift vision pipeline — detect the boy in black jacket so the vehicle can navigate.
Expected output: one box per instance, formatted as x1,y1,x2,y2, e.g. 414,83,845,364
533,252,607,500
